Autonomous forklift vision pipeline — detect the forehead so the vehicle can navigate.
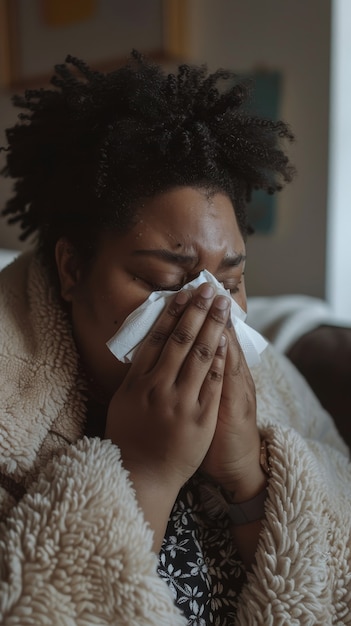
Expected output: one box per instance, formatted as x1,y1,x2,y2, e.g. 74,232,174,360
129,186,244,255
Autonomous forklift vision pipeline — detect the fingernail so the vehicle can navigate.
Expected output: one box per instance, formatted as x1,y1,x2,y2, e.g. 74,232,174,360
216,334,227,356
199,283,215,299
215,295,230,310
219,334,227,347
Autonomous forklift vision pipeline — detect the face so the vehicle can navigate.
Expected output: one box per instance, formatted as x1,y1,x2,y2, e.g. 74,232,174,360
57,186,247,401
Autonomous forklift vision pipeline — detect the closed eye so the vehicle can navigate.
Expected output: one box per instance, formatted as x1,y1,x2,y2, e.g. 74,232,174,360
135,276,184,292
150,282,184,292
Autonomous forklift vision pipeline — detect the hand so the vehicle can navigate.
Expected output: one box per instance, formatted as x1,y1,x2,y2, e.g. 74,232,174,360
104,283,231,495
201,322,267,502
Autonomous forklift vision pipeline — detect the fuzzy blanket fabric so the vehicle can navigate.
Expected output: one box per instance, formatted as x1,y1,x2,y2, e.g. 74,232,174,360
0,252,350,625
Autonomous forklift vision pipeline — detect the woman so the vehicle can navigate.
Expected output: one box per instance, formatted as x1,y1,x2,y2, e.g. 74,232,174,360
0,52,350,625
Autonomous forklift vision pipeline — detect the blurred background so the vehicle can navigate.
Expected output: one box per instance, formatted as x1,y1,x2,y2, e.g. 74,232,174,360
0,0,350,318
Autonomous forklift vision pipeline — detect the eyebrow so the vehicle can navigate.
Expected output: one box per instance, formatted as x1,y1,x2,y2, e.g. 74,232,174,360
133,248,246,268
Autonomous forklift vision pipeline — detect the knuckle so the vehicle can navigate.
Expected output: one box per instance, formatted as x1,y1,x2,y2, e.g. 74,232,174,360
208,368,223,382
149,328,169,346
148,384,168,406
171,326,194,345
167,303,185,319
209,309,228,324
192,342,215,363
167,306,181,320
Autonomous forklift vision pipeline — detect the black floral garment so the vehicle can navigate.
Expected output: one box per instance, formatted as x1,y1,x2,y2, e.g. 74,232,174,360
84,402,246,624
158,474,246,625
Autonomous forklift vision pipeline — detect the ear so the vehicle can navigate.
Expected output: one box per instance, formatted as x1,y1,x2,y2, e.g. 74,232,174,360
55,238,82,302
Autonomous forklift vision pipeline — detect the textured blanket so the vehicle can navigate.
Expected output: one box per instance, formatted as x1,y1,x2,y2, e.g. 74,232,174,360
0,252,350,625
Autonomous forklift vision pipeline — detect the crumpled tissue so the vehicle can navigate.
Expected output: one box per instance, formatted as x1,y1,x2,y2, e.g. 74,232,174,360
107,269,267,368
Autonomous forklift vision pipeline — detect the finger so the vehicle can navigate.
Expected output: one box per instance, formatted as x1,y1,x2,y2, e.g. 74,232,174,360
221,323,256,419
131,283,215,374
198,333,228,413
224,321,251,378
173,294,231,390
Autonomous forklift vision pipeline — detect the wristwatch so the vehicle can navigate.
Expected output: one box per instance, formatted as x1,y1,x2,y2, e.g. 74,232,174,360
200,440,271,526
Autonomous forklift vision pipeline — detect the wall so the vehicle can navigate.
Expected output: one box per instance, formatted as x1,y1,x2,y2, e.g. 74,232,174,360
0,0,164,252
0,0,332,298
327,0,351,319
186,0,331,298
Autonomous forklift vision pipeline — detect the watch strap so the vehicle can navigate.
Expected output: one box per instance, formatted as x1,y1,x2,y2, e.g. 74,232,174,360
199,439,271,525
227,487,268,525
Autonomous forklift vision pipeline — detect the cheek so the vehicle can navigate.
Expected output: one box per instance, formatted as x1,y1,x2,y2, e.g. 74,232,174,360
93,283,149,338
70,271,149,342
70,279,121,342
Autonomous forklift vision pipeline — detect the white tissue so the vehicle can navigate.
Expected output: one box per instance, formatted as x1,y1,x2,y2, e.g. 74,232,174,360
107,269,267,368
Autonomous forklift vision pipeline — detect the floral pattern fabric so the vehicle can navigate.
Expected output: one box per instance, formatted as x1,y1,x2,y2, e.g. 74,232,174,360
158,475,246,625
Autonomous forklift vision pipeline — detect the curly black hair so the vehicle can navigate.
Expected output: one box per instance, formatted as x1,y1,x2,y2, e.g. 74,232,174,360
1,50,295,274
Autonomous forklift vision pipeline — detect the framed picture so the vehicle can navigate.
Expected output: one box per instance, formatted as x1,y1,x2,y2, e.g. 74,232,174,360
0,0,187,88
245,71,282,233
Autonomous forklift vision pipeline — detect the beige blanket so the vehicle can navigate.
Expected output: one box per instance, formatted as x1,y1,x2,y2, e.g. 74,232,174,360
0,252,350,625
